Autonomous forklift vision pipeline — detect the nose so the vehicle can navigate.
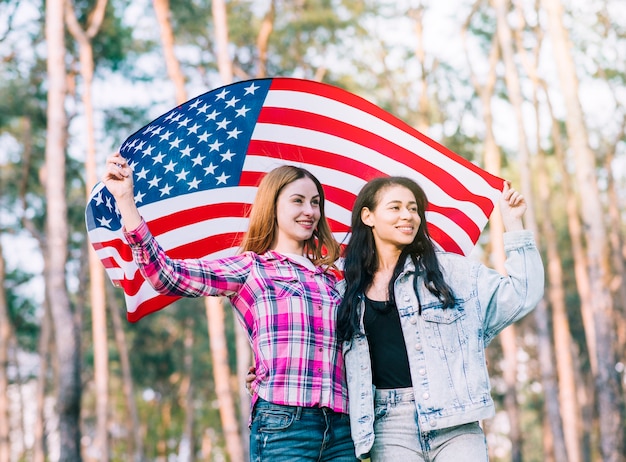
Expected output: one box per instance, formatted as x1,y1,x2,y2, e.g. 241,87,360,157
400,207,412,219
302,202,314,216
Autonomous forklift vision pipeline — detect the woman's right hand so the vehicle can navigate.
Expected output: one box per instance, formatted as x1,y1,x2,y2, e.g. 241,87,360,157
245,366,257,396
102,152,143,230
102,152,134,201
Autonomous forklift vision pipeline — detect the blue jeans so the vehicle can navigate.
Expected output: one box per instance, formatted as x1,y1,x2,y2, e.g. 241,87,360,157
371,388,489,461
250,398,357,462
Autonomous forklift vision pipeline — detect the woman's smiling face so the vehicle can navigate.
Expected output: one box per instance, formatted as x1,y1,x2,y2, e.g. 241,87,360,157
361,184,421,251
273,176,321,254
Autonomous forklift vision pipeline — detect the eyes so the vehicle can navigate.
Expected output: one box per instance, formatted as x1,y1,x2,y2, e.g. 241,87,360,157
389,204,418,213
293,197,320,207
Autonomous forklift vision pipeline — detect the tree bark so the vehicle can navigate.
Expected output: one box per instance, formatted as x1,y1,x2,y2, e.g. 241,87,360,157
0,242,11,462
106,285,145,462
210,4,248,459
463,11,528,457
45,0,82,460
205,298,244,462
491,0,566,459
540,81,597,377
212,0,233,85
65,1,110,459
178,319,195,462
541,0,624,459
33,301,53,462
255,0,275,78
153,0,187,104
512,8,584,459
408,5,430,134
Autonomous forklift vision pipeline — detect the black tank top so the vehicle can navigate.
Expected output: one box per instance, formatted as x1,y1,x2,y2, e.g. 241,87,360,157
363,296,413,389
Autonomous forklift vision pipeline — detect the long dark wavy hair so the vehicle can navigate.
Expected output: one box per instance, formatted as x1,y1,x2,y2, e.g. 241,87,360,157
337,177,455,341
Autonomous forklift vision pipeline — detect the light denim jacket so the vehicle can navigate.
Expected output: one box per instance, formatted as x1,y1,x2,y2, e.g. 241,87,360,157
341,230,545,460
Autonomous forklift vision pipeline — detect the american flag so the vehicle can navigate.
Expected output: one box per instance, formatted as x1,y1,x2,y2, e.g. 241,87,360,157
86,78,504,322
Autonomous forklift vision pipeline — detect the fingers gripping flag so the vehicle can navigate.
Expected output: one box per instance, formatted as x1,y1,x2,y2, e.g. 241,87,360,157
86,78,504,322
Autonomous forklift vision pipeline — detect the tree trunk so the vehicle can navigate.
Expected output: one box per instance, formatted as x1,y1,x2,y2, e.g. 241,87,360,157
536,146,582,462
512,10,584,459
152,0,187,104
255,0,275,78
491,0,568,459
604,149,626,359
541,0,624,459
236,328,251,460
45,0,82,460
210,5,248,459
408,5,430,134
212,0,233,85
65,2,110,459
540,82,597,377
0,242,11,462
463,13,527,457
33,302,53,462
178,319,195,462
106,285,145,462
205,298,244,462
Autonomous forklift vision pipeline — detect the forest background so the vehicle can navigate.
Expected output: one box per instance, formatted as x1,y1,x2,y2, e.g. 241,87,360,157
0,0,625,461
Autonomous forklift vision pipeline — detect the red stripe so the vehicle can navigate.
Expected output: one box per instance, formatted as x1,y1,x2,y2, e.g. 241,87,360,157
127,294,181,323
427,203,480,244
246,140,386,180
147,202,251,237
95,238,134,262
426,223,463,255
167,232,244,259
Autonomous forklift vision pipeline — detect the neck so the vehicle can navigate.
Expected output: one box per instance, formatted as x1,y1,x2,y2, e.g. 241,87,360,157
375,244,402,274
272,240,305,256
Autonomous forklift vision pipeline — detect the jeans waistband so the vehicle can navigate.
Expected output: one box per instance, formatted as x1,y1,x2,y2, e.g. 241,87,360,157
254,397,341,418
374,387,415,405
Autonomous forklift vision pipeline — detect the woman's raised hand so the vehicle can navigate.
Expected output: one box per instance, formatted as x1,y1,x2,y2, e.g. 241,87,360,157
102,152,143,230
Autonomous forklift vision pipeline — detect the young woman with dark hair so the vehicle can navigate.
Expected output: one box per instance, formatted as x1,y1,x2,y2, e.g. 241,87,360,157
337,176,544,461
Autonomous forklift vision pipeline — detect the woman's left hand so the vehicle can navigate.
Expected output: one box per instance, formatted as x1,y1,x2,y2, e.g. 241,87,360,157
500,181,526,231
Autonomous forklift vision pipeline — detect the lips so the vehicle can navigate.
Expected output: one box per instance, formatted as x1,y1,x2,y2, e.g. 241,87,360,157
396,226,414,233
297,220,315,228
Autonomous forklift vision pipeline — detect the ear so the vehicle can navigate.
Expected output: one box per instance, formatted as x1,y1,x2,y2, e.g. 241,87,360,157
361,207,374,227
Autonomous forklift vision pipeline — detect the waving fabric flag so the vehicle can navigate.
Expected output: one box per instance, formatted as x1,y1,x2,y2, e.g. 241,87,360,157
86,78,504,322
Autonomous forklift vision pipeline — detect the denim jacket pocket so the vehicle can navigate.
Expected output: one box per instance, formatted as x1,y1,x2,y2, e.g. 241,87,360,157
421,307,469,353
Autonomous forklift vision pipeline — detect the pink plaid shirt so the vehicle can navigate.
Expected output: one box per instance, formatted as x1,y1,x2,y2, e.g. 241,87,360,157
124,219,348,414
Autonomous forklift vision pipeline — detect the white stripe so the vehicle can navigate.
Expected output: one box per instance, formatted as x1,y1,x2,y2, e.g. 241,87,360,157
137,186,257,218
156,217,249,250
425,211,476,255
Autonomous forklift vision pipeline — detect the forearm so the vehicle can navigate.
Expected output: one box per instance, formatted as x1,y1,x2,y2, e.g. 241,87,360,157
117,195,143,232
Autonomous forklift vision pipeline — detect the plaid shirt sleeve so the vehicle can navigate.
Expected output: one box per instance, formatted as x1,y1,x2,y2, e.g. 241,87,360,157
124,218,251,297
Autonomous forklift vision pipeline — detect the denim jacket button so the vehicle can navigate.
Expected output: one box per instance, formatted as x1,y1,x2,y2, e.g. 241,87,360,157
429,420,437,428
418,368,426,376
414,343,422,351
410,317,417,325
422,392,430,400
